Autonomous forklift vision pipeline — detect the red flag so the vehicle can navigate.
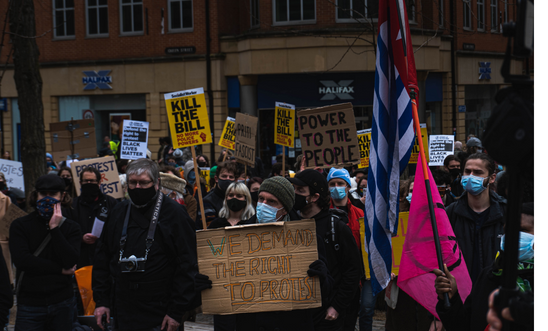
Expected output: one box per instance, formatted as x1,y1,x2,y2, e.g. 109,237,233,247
397,166,472,318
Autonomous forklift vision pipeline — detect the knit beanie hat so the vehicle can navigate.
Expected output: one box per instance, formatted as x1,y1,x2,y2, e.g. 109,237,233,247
160,172,187,195
259,177,295,212
327,168,351,186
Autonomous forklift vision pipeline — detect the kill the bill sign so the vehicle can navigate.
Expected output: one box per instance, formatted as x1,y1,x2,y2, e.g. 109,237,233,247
165,88,212,148
274,102,295,148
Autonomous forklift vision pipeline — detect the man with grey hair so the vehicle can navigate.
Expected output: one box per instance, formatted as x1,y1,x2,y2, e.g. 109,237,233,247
93,158,197,331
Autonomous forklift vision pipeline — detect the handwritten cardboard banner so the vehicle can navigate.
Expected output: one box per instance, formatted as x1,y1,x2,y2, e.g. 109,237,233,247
298,103,360,168
218,117,236,150
234,113,258,166
274,102,295,148
0,160,24,192
409,124,429,164
428,135,454,166
120,120,149,160
50,119,97,162
197,219,322,315
357,129,371,169
70,156,123,199
164,88,212,149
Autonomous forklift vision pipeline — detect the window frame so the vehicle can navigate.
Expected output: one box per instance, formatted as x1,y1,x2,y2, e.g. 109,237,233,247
463,0,472,30
119,0,144,36
477,0,485,31
167,0,194,33
490,0,498,32
406,0,416,23
439,0,444,27
250,0,260,28
272,0,317,26
335,0,378,23
86,0,109,38
52,0,75,40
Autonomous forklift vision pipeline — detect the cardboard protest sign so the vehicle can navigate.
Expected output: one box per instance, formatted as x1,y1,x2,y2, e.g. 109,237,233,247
164,88,212,149
274,102,295,148
219,117,236,150
0,204,27,240
297,103,360,168
70,156,123,199
0,160,24,192
197,219,322,315
199,167,211,191
120,120,149,160
428,135,455,166
50,119,97,162
409,124,429,164
234,113,258,166
357,129,371,169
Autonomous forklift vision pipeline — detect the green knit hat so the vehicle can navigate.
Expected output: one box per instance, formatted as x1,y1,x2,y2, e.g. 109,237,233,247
259,177,295,212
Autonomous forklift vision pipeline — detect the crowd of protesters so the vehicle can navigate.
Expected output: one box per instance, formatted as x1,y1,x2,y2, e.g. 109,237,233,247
0,135,532,331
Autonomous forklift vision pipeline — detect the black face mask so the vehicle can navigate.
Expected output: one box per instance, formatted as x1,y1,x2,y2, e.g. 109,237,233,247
227,198,247,212
218,179,234,193
293,193,309,211
63,178,72,187
198,161,207,168
128,186,157,207
250,191,259,203
81,183,100,199
449,168,461,178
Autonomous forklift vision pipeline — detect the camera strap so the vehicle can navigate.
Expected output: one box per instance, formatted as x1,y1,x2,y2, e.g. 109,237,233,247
119,192,164,262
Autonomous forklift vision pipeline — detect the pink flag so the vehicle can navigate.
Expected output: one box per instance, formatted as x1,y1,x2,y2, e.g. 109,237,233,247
397,166,472,319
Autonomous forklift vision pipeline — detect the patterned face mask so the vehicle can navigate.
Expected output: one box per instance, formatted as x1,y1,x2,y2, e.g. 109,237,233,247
36,196,60,219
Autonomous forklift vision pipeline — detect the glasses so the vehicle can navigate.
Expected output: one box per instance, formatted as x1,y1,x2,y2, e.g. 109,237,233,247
128,180,153,189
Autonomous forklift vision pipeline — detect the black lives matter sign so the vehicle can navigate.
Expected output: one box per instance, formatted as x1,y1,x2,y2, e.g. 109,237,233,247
120,120,149,160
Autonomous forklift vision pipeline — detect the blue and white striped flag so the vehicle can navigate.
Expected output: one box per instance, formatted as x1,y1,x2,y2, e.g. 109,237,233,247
364,0,417,296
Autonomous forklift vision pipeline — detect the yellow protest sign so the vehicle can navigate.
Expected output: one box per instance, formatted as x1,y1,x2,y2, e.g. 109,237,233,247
359,212,408,277
274,102,295,148
409,124,429,164
357,129,371,168
218,117,235,150
164,88,212,149
199,167,211,191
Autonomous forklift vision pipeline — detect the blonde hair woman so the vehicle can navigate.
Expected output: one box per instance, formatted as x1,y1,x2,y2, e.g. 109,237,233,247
208,182,254,228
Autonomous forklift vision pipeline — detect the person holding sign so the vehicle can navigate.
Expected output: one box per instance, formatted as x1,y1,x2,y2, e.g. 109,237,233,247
93,159,197,331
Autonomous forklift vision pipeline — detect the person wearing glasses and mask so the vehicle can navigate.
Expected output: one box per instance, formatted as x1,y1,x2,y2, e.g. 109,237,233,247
93,159,197,331
62,167,118,269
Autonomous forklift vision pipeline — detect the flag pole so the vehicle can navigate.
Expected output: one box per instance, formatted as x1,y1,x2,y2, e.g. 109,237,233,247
410,88,451,309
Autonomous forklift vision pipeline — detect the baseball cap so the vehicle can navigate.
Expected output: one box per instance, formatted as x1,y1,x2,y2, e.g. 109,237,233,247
288,169,328,197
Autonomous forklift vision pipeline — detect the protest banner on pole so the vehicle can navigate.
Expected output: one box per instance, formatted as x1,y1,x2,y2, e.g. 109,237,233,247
274,102,295,148
120,120,149,160
0,160,24,192
199,167,211,191
357,129,371,169
234,113,258,166
408,123,429,164
218,117,236,151
428,135,455,166
50,119,97,162
297,103,360,168
165,87,212,230
164,87,212,149
197,219,322,314
70,156,123,199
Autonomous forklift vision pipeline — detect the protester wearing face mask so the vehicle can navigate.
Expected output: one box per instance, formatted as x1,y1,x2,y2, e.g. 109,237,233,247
197,161,238,229
62,167,118,269
45,153,58,171
93,158,197,331
246,177,263,209
445,153,506,284
0,172,18,207
444,155,464,198
432,169,455,207
10,174,81,331
434,202,533,331
183,160,208,201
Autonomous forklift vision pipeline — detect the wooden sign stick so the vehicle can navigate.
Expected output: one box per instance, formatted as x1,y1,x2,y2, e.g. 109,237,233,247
192,146,207,230
282,146,286,177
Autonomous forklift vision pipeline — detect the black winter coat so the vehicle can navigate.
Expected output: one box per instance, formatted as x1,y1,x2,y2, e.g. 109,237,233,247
446,191,506,283
92,194,197,331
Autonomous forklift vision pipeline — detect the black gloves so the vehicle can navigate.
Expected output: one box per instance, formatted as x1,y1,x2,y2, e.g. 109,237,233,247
195,273,212,292
308,259,329,282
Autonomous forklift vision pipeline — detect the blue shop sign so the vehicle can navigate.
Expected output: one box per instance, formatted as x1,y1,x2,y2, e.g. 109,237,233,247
83,70,113,90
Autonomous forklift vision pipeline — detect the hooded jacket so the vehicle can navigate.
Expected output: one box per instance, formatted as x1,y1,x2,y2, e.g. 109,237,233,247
329,199,363,251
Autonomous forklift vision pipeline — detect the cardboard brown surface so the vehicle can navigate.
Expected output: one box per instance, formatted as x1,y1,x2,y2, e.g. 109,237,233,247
0,204,27,240
234,113,258,166
70,156,124,199
297,103,360,168
50,119,97,162
197,219,321,315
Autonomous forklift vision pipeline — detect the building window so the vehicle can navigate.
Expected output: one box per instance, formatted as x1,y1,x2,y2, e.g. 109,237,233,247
53,0,75,38
477,0,485,30
251,0,260,27
273,0,315,25
490,0,498,31
168,0,193,32
120,0,143,35
406,0,415,22
336,0,378,21
86,0,109,36
439,0,444,27
504,0,508,23
463,0,471,29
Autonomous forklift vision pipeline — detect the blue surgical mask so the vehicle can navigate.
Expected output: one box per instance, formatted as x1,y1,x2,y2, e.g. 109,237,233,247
188,170,196,186
461,175,488,195
406,193,412,203
500,232,534,261
330,187,347,200
256,202,283,223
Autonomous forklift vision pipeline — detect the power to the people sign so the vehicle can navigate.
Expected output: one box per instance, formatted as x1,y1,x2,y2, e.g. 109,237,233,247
164,88,212,149
274,102,295,148
197,219,321,314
